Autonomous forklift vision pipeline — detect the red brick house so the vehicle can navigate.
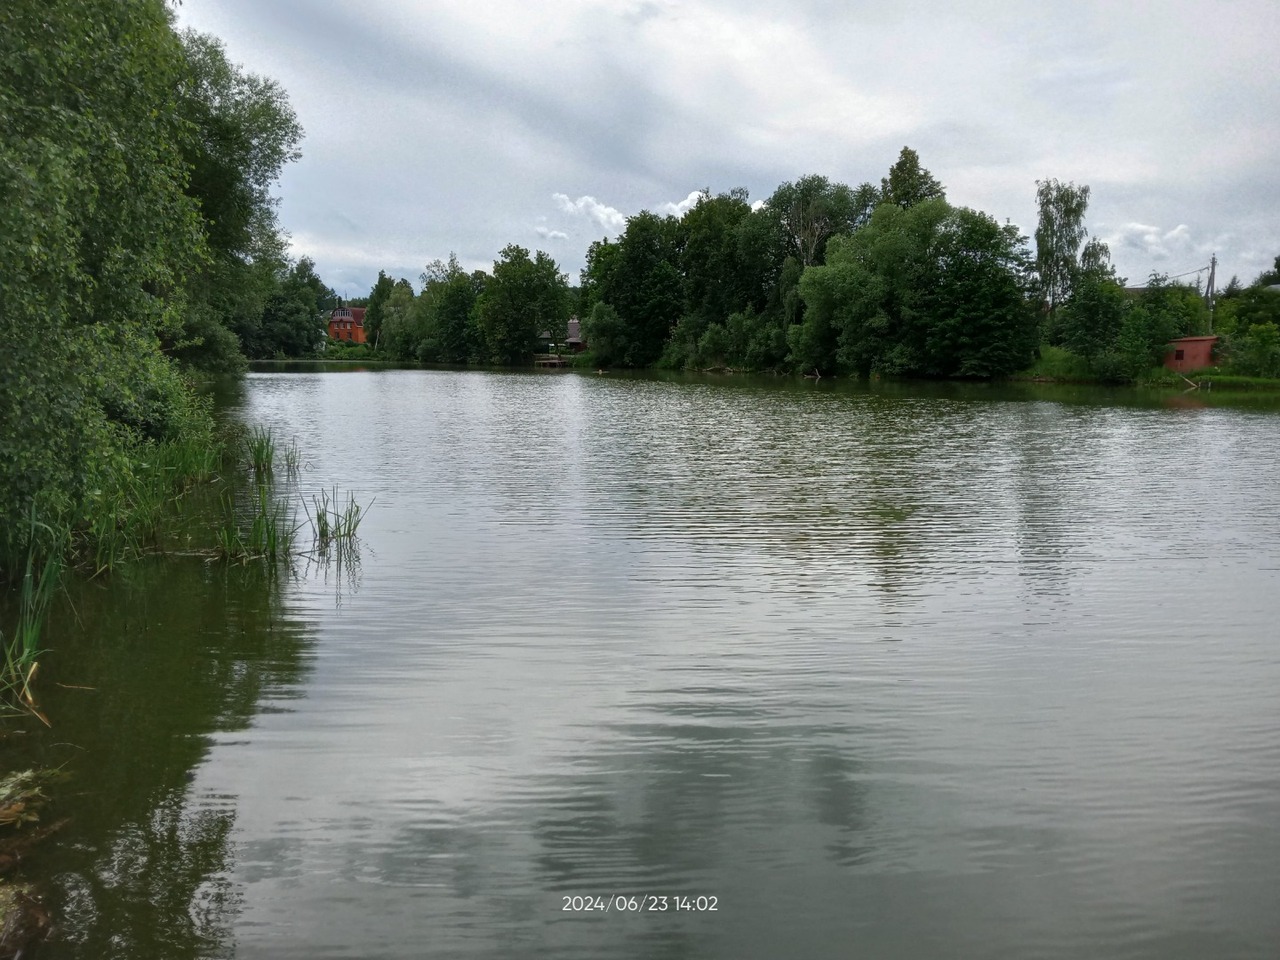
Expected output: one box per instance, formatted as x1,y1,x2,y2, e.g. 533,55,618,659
328,306,367,344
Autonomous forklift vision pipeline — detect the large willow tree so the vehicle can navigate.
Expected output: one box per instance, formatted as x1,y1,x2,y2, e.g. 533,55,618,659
0,0,207,565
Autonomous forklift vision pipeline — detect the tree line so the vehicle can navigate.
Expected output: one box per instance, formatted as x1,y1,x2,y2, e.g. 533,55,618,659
367,152,1277,382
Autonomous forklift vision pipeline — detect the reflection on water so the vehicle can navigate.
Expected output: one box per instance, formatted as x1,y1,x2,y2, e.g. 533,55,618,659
2,561,314,959
7,371,1280,959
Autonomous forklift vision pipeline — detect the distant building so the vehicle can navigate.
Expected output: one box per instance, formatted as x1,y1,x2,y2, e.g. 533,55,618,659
328,306,366,344
565,318,585,352
537,317,586,354
1164,335,1218,373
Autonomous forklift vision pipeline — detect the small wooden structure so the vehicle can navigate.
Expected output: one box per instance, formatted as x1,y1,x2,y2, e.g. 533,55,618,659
1164,335,1217,373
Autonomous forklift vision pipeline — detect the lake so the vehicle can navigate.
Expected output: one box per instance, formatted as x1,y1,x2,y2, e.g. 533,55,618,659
8,369,1280,958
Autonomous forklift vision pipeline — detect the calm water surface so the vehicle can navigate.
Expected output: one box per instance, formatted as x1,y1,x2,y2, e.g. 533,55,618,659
10,370,1280,959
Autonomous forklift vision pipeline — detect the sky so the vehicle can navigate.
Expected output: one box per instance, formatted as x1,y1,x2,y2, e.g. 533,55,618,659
175,0,1280,300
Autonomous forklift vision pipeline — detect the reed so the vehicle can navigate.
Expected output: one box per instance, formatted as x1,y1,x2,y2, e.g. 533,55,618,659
302,486,372,558
2,516,63,717
283,437,302,478
245,426,276,481
214,484,298,565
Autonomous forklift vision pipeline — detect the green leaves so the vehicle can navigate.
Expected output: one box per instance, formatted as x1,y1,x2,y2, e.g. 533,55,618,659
798,200,1035,378
0,1,264,568
1034,179,1092,320
473,246,570,365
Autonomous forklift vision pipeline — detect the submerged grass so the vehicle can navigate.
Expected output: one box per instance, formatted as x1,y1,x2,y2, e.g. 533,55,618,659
283,437,302,478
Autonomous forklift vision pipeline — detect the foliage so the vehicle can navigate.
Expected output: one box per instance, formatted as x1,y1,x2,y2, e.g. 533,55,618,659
1034,179,1092,324
765,174,869,267
415,256,485,363
1058,275,1129,362
473,245,570,365
362,271,398,347
1232,322,1280,378
0,0,209,570
173,29,303,371
879,147,945,210
1016,345,1095,381
246,258,335,359
581,303,629,368
680,189,756,326
797,200,1036,378
377,281,420,360
582,212,684,367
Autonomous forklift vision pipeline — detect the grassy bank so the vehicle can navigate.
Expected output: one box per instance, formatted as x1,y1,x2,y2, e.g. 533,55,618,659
1009,345,1280,393
2,422,372,719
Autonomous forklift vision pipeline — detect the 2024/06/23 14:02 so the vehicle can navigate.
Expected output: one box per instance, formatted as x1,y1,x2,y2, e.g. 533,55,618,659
562,895,719,913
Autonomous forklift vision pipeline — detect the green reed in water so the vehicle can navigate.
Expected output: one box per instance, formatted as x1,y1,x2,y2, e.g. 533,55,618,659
2,516,62,720
214,484,299,566
283,437,302,479
245,426,276,481
303,486,372,559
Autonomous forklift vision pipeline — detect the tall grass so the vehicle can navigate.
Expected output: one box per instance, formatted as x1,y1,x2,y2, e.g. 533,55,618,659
214,484,298,566
283,437,302,478
302,486,372,558
2,516,63,719
245,426,276,481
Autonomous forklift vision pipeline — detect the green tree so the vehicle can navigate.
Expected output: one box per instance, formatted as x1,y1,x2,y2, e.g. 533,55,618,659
594,212,684,367
1058,275,1129,363
1233,322,1280,377
797,200,1035,378
879,147,945,210
362,270,398,347
765,175,864,267
473,246,569,364
1033,179,1091,325
173,29,302,370
582,302,629,368
1,0,210,562
579,237,622,319
417,256,484,363
378,280,419,359
251,258,334,358
679,189,754,327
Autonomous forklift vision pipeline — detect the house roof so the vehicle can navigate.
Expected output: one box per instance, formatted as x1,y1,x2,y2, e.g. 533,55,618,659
331,307,366,324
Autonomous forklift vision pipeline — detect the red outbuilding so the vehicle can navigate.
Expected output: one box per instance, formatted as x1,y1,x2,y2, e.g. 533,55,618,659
1164,335,1217,373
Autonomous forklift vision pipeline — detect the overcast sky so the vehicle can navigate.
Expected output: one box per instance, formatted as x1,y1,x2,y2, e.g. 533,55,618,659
176,0,1279,299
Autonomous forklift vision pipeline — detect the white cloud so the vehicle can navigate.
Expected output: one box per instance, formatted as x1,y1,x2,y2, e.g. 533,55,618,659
536,226,570,241
656,191,704,218
553,194,627,233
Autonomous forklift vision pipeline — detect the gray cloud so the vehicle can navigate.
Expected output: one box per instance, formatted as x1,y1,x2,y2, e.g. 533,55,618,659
178,0,1280,295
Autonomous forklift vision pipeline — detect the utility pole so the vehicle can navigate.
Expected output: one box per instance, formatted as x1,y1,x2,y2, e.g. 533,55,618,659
1206,253,1217,333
